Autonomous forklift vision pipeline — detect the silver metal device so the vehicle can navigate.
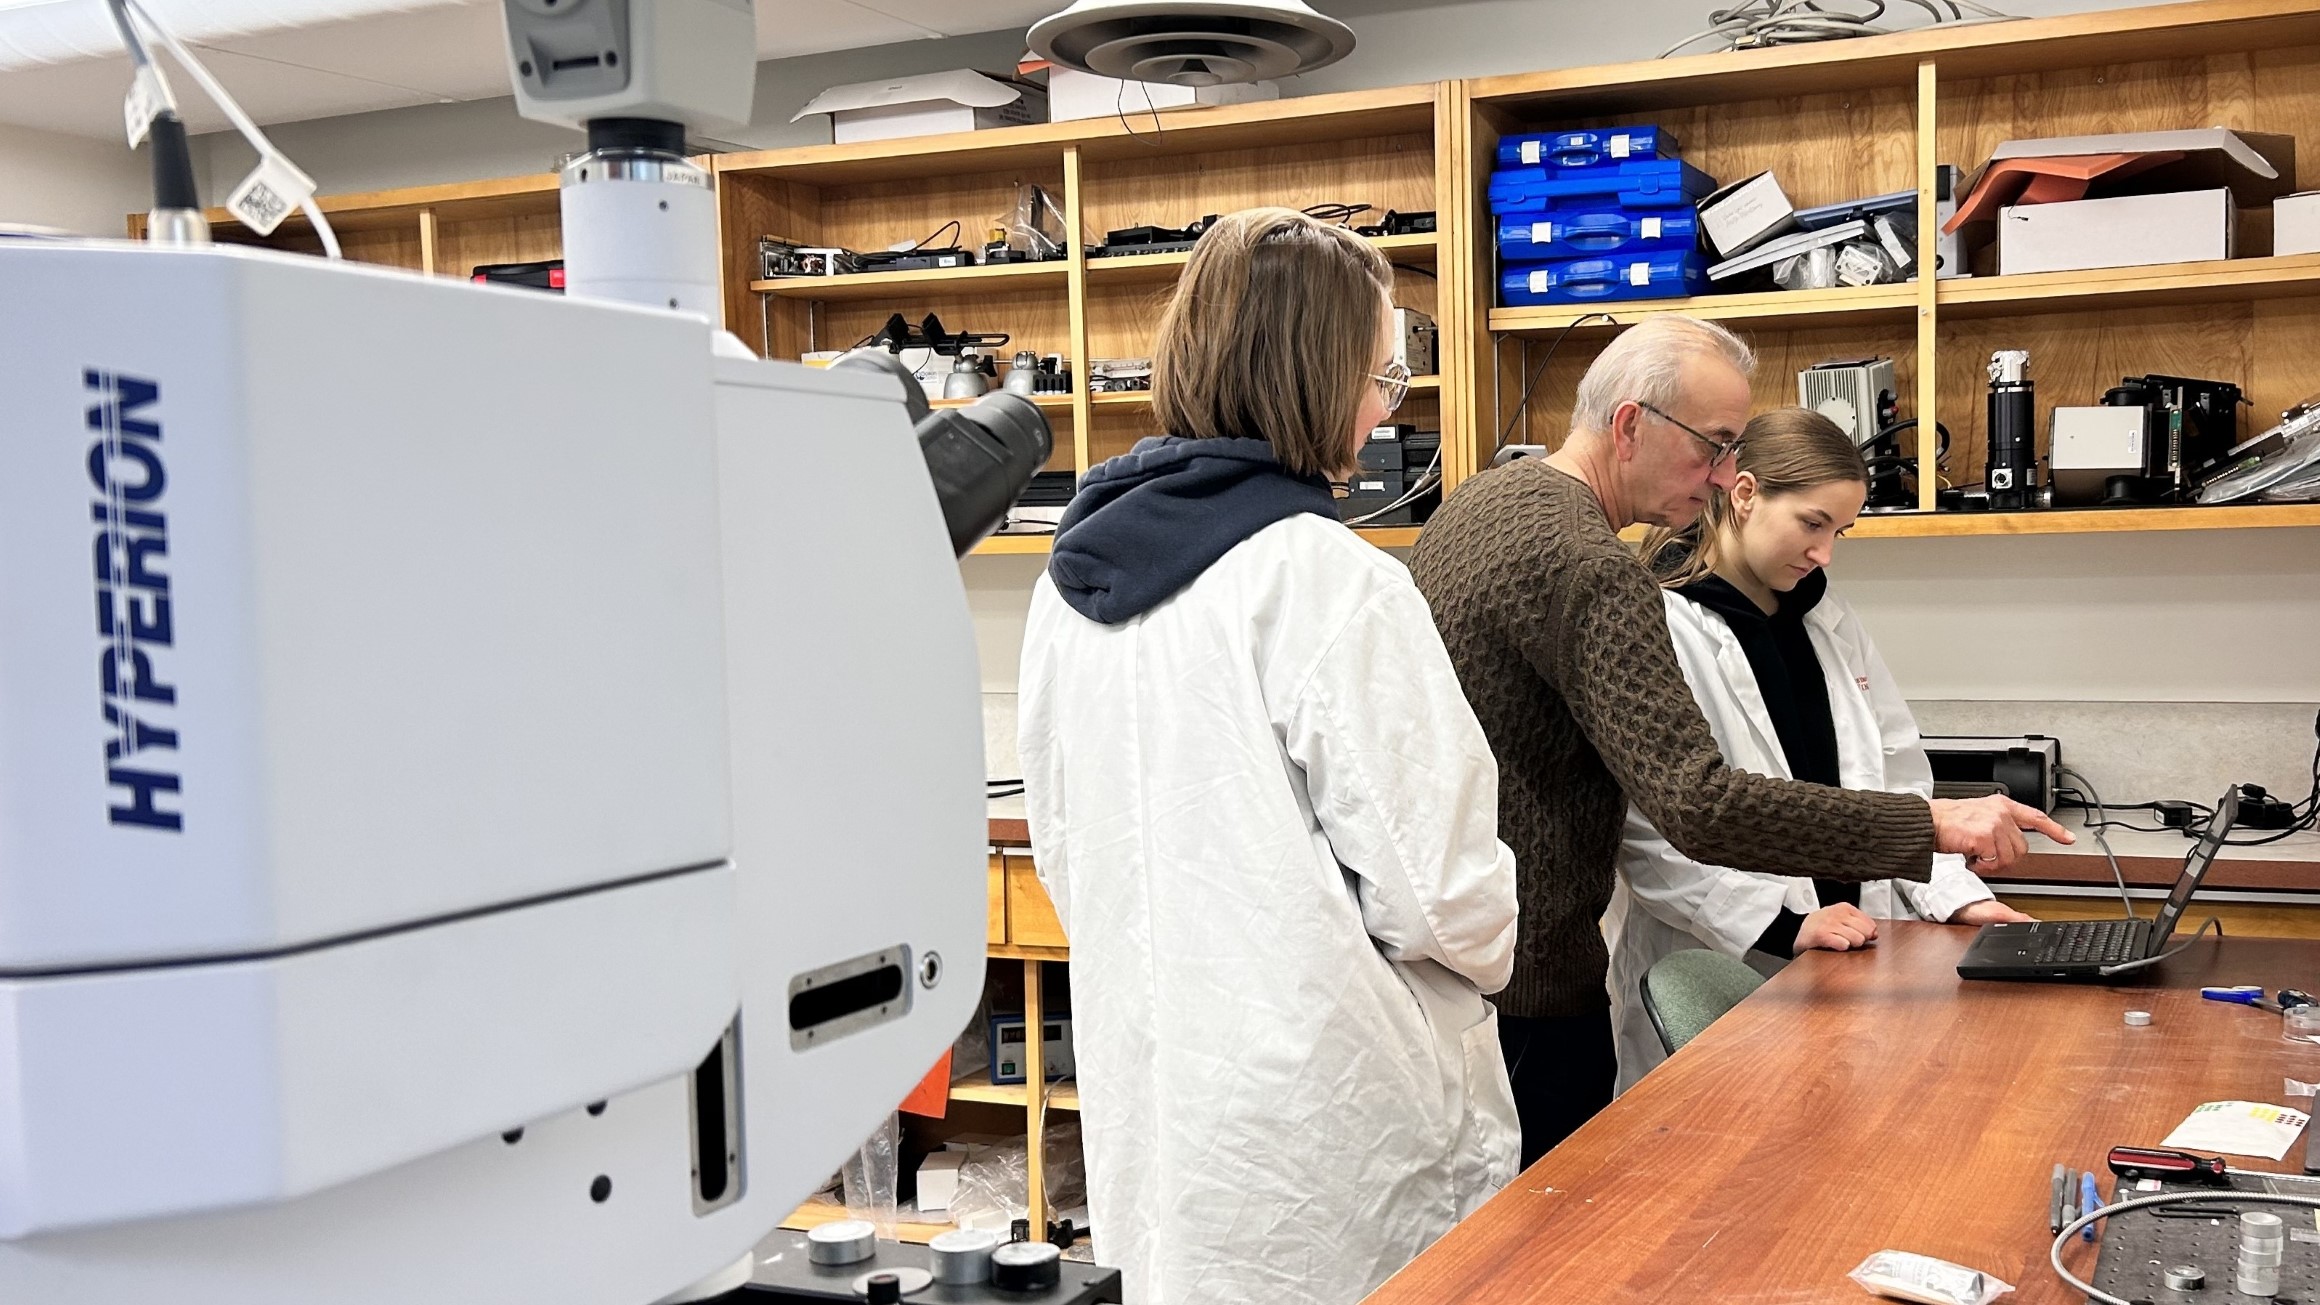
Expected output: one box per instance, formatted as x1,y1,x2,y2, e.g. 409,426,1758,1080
930,1228,1002,1284
808,1219,879,1266
503,0,754,131
2049,406,2150,506
1798,357,1898,446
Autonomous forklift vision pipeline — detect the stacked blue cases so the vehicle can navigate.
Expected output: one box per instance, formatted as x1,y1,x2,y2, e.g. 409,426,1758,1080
1492,127,1714,308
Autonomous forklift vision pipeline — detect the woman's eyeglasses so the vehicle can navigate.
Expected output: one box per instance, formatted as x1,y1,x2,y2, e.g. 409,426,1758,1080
1370,359,1411,415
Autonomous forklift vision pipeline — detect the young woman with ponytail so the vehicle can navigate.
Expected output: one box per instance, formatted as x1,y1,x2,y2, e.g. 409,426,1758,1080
1608,407,2034,1092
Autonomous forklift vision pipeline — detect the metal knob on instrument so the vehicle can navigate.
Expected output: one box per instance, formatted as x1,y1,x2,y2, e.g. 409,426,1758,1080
930,1228,1003,1284
990,1239,1062,1292
2162,1264,2206,1290
806,1219,877,1266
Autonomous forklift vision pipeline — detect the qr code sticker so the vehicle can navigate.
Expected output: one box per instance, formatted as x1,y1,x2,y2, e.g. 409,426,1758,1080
236,183,289,228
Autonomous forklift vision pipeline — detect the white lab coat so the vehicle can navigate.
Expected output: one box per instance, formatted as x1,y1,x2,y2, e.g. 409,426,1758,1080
1018,514,1521,1305
1605,584,1994,1094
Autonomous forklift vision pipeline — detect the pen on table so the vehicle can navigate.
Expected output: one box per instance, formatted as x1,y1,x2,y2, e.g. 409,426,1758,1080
2050,1163,2067,1234
2081,1170,2102,1242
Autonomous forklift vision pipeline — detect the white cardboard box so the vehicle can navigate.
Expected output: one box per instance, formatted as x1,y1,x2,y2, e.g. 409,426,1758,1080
2279,192,2320,257
793,70,1047,145
1997,188,2234,275
1697,171,1797,260
916,1150,966,1213
1046,69,1278,122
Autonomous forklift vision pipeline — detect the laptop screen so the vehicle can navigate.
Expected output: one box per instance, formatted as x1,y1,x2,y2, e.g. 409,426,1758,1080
2150,787,2242,952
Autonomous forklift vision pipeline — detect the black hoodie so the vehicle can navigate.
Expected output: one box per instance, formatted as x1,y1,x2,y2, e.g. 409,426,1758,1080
1047,436,1340,624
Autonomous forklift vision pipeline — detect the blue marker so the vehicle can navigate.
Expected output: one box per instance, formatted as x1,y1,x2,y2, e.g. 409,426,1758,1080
2080,1171,2102,1242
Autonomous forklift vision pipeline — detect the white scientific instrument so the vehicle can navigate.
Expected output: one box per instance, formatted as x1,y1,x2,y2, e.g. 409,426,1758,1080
0,1,1051,1301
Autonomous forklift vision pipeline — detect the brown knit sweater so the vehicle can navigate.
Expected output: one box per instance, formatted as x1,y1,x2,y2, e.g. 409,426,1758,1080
1409,460,1935,1018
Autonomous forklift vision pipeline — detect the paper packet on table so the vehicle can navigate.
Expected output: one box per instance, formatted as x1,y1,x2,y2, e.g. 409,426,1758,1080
2162,1100,2313,1161
1849,1250,2013,1305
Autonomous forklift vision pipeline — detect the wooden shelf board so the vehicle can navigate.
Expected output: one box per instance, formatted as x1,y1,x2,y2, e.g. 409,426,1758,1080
1614,503,2320,541
1468,0,2320,117
1935,254,2320,319
172,172,561,237
1354,526,1425,548
1091,374,1440,405
1086,233,1439,285
989,942,1070,961
752,261,1067,301
932,392,1076,410
1489,283,1918,336
781,1198,956,1245
971,534,1055,556
714,85,1439,185
948,1070,1081,1111
1841,504,2320,538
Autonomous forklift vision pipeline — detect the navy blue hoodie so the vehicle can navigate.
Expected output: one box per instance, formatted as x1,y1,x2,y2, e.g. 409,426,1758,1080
1047,436,1340,624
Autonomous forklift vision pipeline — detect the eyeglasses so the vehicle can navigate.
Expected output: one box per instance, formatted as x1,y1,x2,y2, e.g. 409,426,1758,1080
1370,359,1410,415
1636,400,1745,468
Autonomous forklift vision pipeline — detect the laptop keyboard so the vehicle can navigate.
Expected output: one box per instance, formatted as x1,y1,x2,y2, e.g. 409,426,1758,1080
2028,918,2146,965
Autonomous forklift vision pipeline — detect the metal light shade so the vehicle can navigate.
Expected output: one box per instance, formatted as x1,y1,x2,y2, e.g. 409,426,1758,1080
1029,0,1354,86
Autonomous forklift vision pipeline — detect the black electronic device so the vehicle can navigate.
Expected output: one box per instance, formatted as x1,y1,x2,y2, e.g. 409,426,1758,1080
2099,373,2246,501
1985,349,2040,511
857,248,977,272
1094,216,1217,259
1957,788,2238,980
863,313,1010,360
1358,423,1421,471
1381,209,1437,235
1922,735,2061,811
471,259,563,292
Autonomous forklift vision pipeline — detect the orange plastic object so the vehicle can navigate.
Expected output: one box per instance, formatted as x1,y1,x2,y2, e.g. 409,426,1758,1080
900,1049,953,1119
1944,151,2182,232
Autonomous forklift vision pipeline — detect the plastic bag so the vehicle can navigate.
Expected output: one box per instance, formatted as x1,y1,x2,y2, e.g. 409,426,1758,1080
1848,1250,2013,1305
842,1112,901,1236
997,183,1067,260
1773,245,1839,291
947,1121,1088,1232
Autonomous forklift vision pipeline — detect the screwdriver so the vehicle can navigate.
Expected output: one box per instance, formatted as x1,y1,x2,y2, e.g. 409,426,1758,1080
2108,1146,2230,1186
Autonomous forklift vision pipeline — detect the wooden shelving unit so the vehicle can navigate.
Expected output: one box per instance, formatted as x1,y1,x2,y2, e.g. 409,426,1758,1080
752,260,1069,301
949,1068,1081,1112
1460,0,2320,529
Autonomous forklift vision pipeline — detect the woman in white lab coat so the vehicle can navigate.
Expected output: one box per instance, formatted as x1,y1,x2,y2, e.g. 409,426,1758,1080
1606,408,2033,1094
1018,209,1520,1305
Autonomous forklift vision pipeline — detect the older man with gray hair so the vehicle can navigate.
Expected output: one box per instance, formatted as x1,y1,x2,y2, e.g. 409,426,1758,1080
1410,315,2068,1164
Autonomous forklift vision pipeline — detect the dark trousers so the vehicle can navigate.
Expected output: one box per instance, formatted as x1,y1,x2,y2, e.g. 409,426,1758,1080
1496,1007,1618,1170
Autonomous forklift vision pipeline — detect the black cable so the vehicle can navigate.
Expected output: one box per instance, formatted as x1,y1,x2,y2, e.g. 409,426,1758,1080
1497,312,1615,452
913,219,963,252
1301,203,1376,227
1400,266,1439,279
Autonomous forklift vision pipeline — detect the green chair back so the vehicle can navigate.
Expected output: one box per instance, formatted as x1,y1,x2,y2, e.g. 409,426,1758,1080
1640,949,1766,1055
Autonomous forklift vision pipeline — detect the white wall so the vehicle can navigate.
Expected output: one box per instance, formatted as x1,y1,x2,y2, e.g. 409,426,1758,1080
0,121,149,236
190,0,2157,196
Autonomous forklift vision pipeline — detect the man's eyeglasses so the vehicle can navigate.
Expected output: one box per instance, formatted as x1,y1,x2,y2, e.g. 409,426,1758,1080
1637,400,1744,468
1370,359,1410,415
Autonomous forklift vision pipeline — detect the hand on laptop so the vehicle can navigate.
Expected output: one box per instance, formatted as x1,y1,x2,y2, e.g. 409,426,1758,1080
1795,902,1878,954
1929,795,2075,871
1947,900,2037,926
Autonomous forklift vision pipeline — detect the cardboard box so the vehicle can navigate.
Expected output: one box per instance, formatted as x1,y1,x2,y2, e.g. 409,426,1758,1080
793,70,1047,145
1046,68,1277,122
2279,191,2320,257
1952,127,2294,231
916,1149,966,1213
1997,188,2233,275
1697,171,1797,259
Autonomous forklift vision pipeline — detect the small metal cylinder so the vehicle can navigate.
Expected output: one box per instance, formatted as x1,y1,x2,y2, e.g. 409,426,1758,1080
930,1228,1002,1285
806,1219,877,1266
990,1239,1062,1292
2162,1264,2205,1290
2239,1210,2285,1297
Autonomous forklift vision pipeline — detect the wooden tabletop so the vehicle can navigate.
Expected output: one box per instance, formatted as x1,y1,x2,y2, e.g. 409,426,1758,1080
1367,921,2320,1304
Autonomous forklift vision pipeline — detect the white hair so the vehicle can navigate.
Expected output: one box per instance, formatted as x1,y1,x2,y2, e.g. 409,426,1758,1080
1569,315,1756,436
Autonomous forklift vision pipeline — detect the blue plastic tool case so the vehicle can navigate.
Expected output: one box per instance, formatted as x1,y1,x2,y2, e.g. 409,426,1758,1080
1500,252,1707,307
1495,126,1676,170
1489,159,1718,215
1497,209,1699,263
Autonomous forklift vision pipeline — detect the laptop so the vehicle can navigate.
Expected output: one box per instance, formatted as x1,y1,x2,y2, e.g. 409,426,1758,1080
1956,786,2239,980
